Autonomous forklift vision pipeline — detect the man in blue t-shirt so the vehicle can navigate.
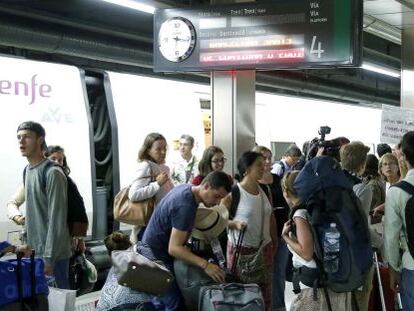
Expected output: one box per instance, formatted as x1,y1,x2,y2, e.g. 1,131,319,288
140,170,232,311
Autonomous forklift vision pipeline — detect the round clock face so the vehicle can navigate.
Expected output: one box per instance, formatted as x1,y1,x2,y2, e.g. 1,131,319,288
158,17,196,62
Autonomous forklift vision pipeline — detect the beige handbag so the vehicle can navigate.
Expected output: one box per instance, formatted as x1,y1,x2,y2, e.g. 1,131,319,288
113,187,156,226
113,166,156,226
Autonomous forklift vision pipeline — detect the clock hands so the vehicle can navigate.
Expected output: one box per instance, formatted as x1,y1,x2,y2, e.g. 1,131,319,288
173,36,190,42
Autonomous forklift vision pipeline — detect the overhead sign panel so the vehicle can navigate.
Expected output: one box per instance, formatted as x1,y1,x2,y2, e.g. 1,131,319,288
153,0,362,72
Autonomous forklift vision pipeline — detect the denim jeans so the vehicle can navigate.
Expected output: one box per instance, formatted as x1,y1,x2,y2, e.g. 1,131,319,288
152,278,185,311
272,238,289,311
401,268,414,311
152,264,185,311
47,258,70,289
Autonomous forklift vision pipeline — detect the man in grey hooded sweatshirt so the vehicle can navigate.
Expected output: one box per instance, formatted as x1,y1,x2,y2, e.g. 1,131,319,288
16,121,71,289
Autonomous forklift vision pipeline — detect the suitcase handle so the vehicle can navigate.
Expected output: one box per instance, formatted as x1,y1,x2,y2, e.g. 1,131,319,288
221,283,247,293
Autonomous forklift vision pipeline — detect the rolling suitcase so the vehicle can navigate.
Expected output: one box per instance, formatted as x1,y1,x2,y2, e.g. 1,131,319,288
0,251,48,311
198,228,265,310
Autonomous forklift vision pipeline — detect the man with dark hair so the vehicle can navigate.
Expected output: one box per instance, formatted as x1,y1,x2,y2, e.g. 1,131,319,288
16,121,71,289
271,144,301,176
384,131,414,310
377,143,392,158
139,170,231,310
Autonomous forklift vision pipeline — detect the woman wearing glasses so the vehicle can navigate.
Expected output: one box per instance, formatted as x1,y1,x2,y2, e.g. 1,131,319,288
380,153,401,192
192,145,233,185
372,153,401,218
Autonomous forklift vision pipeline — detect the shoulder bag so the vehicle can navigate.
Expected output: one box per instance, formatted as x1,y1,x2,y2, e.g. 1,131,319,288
235,192,266,284
111,247,174,296
113,165,156,226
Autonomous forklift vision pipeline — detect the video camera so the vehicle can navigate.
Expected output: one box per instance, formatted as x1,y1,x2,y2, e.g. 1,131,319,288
306,126,348,161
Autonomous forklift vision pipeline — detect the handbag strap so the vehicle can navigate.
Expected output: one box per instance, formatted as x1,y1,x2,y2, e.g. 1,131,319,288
258,189,265,245
129,162,155,189
231,227,245,274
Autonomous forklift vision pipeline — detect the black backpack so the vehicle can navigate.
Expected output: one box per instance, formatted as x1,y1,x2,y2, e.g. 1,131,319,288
292,156,373,293
391,181,414,259
23,160,89,236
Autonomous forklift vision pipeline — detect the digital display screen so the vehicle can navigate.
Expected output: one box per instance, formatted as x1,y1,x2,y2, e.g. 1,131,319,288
153,0,362,72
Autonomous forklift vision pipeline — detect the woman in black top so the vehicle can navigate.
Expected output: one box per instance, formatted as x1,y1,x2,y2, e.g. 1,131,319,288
253,145,290,311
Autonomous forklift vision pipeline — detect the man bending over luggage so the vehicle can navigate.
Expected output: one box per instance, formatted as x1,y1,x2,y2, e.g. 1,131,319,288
138,171,232,311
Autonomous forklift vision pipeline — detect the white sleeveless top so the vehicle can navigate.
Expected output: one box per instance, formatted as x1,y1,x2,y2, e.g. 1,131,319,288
228,184,272,248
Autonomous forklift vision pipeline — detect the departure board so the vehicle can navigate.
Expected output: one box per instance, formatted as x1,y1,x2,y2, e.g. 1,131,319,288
153,0,362,72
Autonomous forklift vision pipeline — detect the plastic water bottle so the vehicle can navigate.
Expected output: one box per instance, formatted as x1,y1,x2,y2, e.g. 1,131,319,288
323,223,340,273
210,238,226,268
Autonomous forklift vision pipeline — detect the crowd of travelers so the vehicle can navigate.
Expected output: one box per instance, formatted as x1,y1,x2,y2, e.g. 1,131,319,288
3,120,414,311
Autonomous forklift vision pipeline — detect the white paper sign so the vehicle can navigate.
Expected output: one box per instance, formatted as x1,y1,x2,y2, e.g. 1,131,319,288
380,104,414,144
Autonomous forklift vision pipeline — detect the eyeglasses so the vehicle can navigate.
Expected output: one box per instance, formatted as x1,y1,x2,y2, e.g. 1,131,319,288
211,158,227,164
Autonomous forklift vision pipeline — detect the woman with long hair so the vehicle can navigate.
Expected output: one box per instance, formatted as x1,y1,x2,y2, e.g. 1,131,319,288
128,133,174,242
226,151,276,311
192,145,233,186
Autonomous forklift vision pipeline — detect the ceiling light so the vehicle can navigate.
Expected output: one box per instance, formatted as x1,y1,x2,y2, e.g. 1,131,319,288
100,0,156,14
362,62,401,78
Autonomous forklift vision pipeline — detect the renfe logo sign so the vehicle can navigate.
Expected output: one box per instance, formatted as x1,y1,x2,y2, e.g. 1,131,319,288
0,55,94,240
0,74,52,105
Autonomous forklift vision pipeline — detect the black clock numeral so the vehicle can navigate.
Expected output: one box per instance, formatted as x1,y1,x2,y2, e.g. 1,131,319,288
174,22,180,28
175,51,180,55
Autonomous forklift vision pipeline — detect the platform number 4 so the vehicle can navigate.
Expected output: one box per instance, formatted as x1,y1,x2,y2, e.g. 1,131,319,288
310,36,324,58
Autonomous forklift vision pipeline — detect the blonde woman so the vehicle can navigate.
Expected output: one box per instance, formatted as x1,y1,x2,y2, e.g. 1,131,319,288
380,153,401,192
281,171,352,311
372,153,401,218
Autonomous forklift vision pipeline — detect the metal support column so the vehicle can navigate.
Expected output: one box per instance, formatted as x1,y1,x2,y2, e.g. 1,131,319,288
401,27,414,108
211,70,256,175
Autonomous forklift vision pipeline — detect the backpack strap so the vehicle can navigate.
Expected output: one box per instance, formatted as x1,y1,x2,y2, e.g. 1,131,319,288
391,180,414,257
392,180,414,195
23,165,28,186
229,185,240,220
23,159,60,191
